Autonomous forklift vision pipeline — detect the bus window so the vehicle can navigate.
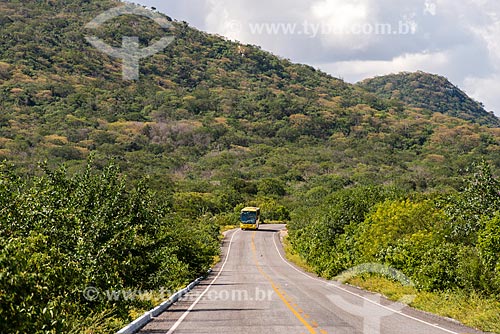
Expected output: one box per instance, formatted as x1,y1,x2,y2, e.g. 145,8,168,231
241,211,256,224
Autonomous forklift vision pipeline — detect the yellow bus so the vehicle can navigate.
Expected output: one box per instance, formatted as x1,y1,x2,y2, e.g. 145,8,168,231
240,207,260,230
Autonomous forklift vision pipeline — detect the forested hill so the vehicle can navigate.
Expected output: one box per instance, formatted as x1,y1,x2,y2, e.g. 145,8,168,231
3,2,500,332
357,71,500,127
1,0,500,190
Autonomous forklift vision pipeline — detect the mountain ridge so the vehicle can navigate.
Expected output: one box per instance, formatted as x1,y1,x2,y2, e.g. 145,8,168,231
357,71,499,127
0,0,499,189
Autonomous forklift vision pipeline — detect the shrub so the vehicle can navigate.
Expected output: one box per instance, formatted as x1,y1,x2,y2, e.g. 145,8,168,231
0,161,220,333
356,199,446,261
478,212,500,293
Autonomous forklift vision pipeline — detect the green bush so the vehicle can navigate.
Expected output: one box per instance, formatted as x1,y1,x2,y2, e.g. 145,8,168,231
478,212,500,293
445,161,500,244
413,242,461,291
0,233,77,333
356,199,446,261
380,231,437,278
257,178,286,197
254,197,290,221
288,186,394,277
0,161,220,333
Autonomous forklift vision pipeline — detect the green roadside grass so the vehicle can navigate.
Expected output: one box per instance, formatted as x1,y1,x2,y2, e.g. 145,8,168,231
347,276,500,334
264,220,288,224
281,236,500,333
282,235,315,274
220,225,237,233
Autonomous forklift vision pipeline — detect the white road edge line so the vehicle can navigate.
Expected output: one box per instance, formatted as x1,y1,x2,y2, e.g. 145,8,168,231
271,230,461,334
165,229,239,334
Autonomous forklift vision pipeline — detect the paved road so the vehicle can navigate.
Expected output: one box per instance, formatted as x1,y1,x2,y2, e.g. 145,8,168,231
140,224,485,334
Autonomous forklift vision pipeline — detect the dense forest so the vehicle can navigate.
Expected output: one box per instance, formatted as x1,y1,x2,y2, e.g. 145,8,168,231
1,0,500,332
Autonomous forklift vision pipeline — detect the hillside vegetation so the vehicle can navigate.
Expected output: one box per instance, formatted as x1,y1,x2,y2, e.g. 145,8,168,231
357,71,500,127
1,0,500,332
1,0,500,188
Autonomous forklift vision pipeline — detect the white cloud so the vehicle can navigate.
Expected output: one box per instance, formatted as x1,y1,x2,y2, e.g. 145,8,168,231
469,22,500,71
311,0,369,31
308,0,374,50
463,76,500,114
317,51,449,82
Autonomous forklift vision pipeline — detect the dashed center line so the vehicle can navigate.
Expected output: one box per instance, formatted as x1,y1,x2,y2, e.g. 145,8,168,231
251,231,327,334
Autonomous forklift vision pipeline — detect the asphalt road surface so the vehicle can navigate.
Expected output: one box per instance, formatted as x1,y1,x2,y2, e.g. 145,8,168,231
140,224,486,334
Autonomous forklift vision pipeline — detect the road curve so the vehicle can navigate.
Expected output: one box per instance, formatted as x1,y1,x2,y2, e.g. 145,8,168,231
139,224,485,334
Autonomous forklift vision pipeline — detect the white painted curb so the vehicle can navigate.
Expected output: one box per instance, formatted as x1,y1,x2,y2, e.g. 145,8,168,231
116,269,212,334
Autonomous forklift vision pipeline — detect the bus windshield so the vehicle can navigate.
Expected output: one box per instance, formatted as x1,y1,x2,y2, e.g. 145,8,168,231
240,211,257,224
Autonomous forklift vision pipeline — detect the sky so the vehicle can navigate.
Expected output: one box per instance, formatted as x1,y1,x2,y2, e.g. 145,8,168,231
135,0,500,116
